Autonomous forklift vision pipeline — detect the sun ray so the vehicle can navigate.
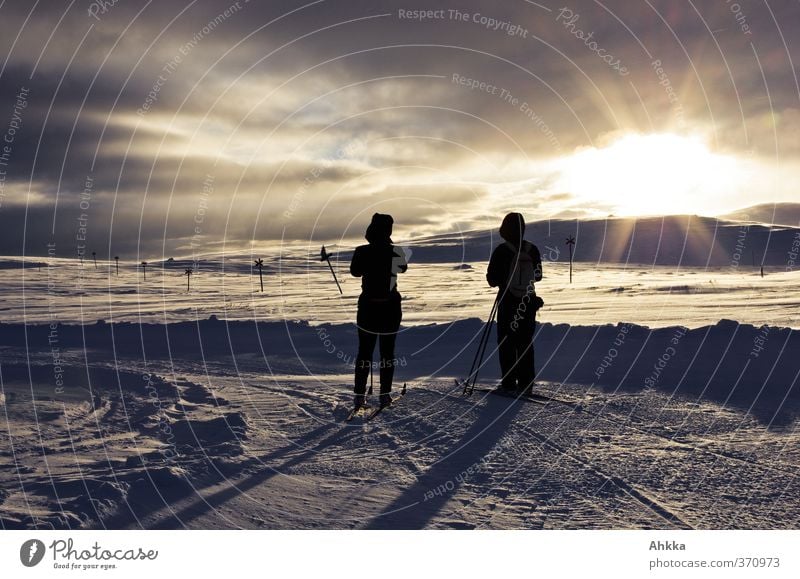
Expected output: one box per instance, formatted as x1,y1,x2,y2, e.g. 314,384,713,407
554,133,744,217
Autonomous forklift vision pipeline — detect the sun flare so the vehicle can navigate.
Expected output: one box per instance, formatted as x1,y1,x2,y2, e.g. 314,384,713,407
556,133,744,217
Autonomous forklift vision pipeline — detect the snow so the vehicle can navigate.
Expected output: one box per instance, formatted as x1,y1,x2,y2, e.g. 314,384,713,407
1,220,799,529
5,363,796,529
3,252,799,329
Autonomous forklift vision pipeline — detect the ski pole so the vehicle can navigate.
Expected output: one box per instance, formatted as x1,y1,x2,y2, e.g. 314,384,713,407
463,294,499,395
320,245,343,294
464,295,498,394
467,303,498,396
466,297,497,381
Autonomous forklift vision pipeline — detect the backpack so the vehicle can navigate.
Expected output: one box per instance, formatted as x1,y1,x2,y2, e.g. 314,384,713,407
389,245,409,291
505,241,538,298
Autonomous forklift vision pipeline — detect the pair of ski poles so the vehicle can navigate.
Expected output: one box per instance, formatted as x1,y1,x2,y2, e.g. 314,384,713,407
462,294,500,396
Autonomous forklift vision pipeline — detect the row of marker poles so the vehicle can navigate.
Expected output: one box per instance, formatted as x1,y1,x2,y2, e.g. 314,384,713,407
72,234,585,298
74,230,774,293
69,235,770,296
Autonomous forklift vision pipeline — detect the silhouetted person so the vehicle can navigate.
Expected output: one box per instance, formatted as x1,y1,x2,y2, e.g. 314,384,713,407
487,213,543,393
350,213,408,409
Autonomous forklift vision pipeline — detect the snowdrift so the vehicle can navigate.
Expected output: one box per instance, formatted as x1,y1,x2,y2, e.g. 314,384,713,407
0,363,250,529
2,316,797,426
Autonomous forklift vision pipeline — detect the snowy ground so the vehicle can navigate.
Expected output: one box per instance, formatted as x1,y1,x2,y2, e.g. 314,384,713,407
3,356,798,530
1,243,799,529
3,252,799,329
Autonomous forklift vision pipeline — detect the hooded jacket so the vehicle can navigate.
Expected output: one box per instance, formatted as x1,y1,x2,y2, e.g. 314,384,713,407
487,213,542,294
350,213,408,299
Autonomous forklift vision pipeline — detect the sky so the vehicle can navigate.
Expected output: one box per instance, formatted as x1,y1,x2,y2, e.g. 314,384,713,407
0,0,798,258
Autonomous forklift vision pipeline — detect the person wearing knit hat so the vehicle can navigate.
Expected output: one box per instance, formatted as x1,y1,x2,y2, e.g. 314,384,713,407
350,213,408,410
486,212,543,394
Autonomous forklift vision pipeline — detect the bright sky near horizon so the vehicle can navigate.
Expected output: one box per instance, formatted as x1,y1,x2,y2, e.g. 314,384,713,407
0,0,798,257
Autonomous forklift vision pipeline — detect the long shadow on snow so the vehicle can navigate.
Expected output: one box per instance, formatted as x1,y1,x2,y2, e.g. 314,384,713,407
145,422,365,529
363,395,524,529
100,421,338,529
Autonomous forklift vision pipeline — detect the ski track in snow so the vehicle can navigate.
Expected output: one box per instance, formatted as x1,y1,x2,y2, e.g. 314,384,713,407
4,356,783,530
2,251,799,529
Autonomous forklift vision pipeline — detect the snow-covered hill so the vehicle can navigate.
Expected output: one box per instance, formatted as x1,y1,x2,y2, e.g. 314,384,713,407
2,311,799,529
2,220,798,530
2,253,799,328
722,203,800,228
377,215,800,267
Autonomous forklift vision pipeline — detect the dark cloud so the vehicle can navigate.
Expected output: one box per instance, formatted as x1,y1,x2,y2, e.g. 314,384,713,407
1,0,799,255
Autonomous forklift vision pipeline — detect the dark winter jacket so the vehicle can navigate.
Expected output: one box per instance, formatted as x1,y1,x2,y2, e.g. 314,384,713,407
487,241,542,295
350,243,408,300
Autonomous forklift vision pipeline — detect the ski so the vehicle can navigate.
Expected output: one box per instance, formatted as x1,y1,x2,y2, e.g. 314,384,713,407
471,387,548,405
486,389,584,411
366,384,407,421
345,404,372,422
457,379,581,409
527,392,583,409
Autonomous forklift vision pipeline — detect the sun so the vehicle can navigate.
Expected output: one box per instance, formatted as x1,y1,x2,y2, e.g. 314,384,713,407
555,133,743,216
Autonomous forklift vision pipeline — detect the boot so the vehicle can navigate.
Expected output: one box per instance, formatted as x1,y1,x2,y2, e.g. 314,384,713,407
353,394,367,409
379,392,393,408
499,380,517,392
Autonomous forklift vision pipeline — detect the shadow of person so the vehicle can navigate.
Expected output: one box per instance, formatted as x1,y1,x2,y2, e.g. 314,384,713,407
363,395,525,529
145,422,373,529
107,397,526,530
100,420,350,529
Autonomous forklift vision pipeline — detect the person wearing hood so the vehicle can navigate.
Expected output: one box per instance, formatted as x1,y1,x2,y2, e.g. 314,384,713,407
486,212,543,393
350,213,408,409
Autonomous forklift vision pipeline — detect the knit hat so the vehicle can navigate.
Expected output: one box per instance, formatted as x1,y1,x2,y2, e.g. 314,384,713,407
365,213,394,244
499,212,525,247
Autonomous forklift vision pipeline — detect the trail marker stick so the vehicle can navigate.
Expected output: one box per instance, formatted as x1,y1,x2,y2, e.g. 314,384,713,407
320,246,343,294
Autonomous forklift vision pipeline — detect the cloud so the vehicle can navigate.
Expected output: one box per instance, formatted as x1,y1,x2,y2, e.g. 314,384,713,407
1,0,799,255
